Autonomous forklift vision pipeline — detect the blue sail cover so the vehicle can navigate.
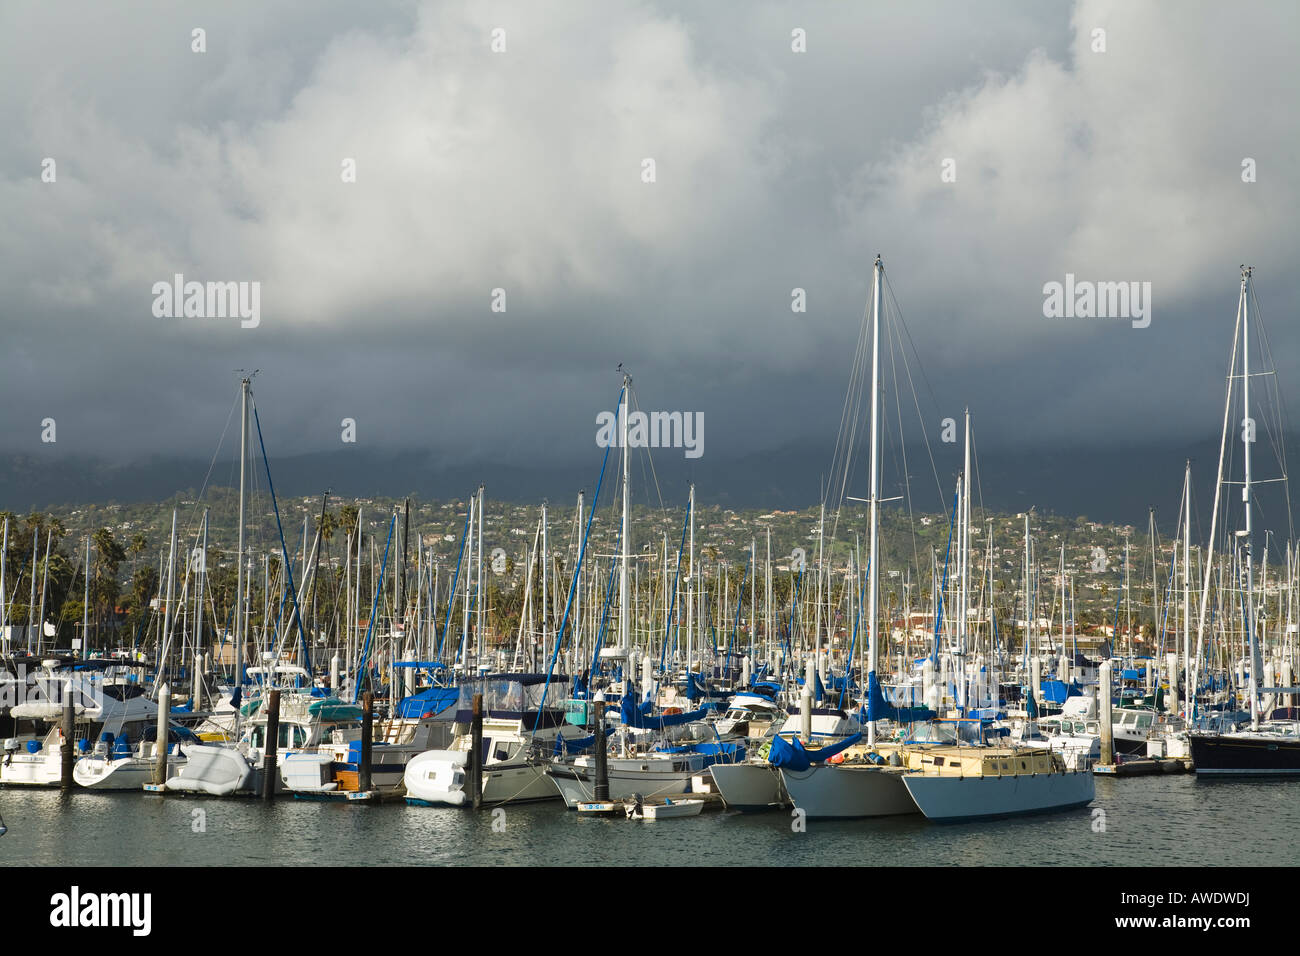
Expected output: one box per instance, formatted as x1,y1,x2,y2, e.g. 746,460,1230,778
767,732,863,771
1040,679,1080,704
619,693,708,729
866,672,937,724
393,687,460,720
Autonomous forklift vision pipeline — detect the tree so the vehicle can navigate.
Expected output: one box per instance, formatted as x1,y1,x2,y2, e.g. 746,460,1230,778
91,527,127,645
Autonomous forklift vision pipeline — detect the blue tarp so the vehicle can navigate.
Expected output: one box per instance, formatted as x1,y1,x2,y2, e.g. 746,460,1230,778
619,692,707,730
1040,679,1081,704
393,687,460,720
865,672,937,724
767,732,863,772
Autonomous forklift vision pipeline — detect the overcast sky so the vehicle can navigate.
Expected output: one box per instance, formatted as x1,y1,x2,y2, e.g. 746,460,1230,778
2,0,1296,481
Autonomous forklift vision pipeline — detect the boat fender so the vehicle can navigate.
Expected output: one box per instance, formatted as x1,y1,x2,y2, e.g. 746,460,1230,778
828,753,845,764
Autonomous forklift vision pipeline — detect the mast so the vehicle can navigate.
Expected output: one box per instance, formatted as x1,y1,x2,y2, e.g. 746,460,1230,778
1124,538,1131,658
866,254,883,745
961,409,972,680
541,500,549,669
36,530,51,656
462,493,473,669
27,527,37,653
1242,267,1259,729
0,516,7,654
83,536,90,659
1149,508,1160,652
354,508,363,677
198,510,208,698
161,510,177,691
815,501,825,658
687,483,695,676
1183,461,1191,720
751,537,757,663
1024,511,1032,677
476,484,485,663
620,374,631,658
235,376,249,688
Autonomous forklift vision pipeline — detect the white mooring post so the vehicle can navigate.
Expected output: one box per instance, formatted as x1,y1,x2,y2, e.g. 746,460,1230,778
1099,662,1114,767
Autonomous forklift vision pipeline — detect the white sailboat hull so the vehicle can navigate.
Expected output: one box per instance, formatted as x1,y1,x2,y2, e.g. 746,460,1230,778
74,754,186,790
901,770,1094,821
547,755,707,808
780,764,919,819
708,762,787,812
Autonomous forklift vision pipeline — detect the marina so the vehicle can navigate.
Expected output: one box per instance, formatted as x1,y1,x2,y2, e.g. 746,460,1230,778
1,2,1295,902
0,262,1294,859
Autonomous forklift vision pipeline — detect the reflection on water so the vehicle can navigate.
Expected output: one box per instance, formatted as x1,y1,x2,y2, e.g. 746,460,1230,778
1,776,1295,866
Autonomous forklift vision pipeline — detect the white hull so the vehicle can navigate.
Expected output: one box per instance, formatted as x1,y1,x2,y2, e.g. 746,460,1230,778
548,755,707,808
0,751,63,786
74,755,186,790
901,770,1094,821
780,764,919,819
708,762,787,812
404,749,558,806
627,798,704,819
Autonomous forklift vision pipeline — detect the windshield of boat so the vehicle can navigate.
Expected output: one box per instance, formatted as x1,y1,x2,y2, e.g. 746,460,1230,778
899,720,985,745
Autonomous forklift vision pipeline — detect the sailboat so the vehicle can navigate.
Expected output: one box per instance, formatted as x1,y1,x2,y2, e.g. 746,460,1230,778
778,256,926,818
1189,267,1300,775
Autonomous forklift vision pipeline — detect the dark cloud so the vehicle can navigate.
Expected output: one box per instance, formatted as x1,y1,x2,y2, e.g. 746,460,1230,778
0,0,1295,503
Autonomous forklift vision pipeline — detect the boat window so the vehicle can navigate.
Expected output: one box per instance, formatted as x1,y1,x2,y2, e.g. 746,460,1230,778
1136,714,1152,730
250,727,264,748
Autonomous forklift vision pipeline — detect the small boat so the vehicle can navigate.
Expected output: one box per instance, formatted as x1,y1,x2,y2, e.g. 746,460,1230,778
624,794,704,819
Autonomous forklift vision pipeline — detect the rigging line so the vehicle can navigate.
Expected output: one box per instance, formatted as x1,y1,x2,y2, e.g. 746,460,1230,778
1245,284,1295,543
884,276,946,510
179,390,240,543
828,281,873,518
629,387,669,518
884,290,923,591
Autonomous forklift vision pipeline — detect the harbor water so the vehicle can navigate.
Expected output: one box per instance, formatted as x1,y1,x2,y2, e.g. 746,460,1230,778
2,775,1295,866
